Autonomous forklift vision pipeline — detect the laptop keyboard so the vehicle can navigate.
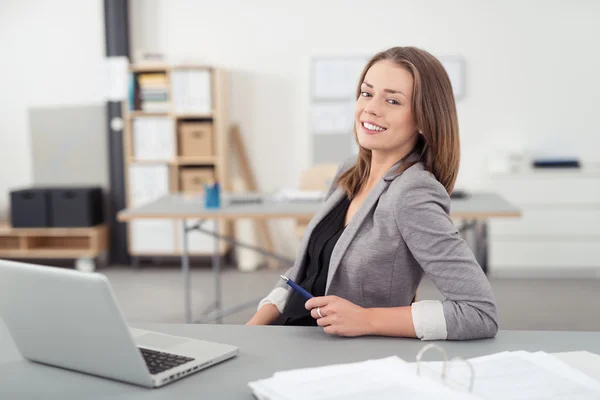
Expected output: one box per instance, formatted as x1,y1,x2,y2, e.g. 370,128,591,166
139,347,195,375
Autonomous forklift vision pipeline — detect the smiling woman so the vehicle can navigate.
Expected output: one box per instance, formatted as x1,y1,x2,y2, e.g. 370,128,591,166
247,47,497,342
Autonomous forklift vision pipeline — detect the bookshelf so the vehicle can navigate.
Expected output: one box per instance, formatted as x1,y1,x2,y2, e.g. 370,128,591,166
123,64,230,257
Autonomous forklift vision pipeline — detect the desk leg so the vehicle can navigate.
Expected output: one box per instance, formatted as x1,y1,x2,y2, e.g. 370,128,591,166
182,219,192,324
213,219,223,324
473,220,489,274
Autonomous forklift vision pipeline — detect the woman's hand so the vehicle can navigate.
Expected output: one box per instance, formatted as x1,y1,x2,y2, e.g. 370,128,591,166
305,296,373,337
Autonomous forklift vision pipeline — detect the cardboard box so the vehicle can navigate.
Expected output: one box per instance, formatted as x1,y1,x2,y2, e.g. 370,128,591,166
179,122,213,157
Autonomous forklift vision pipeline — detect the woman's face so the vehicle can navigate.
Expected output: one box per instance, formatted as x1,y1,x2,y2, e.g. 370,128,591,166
354,60,419,157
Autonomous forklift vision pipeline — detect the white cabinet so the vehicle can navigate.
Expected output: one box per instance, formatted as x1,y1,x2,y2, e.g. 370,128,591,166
488,170,600,272
127,164,175,255
130,219,176,254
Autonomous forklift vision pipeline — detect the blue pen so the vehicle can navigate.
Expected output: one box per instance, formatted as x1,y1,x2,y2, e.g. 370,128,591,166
280,275,314,300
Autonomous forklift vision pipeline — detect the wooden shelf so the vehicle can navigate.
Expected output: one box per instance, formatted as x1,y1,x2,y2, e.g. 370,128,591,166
128,111,170,118
126,158,217,166
174,113,213,119
0,249,102,258
126,112,213,119
2,224,105,236
171,65,212,71
129,64,212,73
129,64,170,73
177,156,218,166
0,223,108,260
127,158,176,165
123,66,231,259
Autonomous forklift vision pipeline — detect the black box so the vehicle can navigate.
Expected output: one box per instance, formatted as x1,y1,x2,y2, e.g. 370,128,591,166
50,187,104,227
10,188,53,227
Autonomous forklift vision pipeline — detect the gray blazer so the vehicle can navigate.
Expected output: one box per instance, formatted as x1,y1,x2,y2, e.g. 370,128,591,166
260,156,498,340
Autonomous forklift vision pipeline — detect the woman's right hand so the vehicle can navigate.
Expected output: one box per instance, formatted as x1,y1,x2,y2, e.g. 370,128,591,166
246,303,280,326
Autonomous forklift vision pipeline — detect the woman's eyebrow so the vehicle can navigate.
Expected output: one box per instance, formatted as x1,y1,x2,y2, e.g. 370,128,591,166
362,81,407,98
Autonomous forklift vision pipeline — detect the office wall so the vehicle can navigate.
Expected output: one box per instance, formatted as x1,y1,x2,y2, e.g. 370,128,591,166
130,0,600,189
130,0,600,254
0,0,106,218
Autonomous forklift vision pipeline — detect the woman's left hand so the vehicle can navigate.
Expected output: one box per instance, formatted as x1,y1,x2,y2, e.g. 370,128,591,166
305,296,372,337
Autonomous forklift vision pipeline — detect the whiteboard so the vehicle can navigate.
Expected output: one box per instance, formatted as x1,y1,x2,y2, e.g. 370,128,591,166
311,102,355,134
440,57,466,100
311,57,369,100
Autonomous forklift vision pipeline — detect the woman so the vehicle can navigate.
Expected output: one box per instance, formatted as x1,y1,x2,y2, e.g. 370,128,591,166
247,46,498,341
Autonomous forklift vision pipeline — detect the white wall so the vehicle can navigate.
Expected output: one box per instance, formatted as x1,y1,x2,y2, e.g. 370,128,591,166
130,0,600,254
0,0,106,218
130,0,600,191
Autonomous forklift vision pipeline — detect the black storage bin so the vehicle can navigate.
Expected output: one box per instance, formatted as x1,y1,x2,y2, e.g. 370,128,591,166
10,188,52,227
50,187,104,227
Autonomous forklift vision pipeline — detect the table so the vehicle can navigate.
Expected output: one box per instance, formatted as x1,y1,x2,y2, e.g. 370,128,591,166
117,192,521,323
1,322,599,399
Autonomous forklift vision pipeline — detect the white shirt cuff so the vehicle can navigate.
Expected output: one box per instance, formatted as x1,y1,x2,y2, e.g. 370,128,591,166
258,287,289,313
411,300,448,341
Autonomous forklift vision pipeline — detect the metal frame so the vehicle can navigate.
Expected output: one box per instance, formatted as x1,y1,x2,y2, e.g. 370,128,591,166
180,219,295,324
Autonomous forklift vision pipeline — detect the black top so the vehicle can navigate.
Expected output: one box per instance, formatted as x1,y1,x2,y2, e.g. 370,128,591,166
273,195,351,326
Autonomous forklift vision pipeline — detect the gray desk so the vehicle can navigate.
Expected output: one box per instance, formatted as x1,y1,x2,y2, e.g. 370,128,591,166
118,192,520,323
1,322,598,399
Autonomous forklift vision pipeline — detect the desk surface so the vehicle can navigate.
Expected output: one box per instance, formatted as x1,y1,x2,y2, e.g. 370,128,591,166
118,192,521,221
1,322,598,399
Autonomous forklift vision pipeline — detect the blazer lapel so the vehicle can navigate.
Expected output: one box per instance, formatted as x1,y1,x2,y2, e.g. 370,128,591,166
325,177,389,291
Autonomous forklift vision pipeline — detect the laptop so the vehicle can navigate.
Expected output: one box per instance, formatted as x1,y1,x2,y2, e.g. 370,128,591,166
0,260,238,388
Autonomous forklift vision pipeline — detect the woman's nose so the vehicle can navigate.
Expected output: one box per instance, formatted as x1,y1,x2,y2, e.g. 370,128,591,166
363,99,381,116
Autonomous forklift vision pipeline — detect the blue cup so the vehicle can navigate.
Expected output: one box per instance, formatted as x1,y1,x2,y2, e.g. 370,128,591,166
204,182,221,209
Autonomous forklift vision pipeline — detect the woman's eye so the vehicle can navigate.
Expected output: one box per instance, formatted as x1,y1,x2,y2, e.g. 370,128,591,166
387,99,400,105
360,91,372,97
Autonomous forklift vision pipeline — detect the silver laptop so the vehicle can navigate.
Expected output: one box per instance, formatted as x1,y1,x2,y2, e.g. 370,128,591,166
0,260,238,388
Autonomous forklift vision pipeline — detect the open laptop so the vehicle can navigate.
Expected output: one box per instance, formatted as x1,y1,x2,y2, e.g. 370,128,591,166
0,260,238,388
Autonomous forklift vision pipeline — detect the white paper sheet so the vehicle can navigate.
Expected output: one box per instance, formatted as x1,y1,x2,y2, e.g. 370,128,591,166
417,351,600,400
250,356,477,400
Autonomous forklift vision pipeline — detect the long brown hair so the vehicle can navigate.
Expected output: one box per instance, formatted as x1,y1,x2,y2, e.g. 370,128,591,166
337,46,460,196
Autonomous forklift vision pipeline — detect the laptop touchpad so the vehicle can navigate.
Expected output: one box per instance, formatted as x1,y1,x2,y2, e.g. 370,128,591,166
135,333,189,350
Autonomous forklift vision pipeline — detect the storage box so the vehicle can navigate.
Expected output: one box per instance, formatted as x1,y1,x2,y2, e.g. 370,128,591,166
50,187,104,227
180,168,214,193
178,122,213,157
10,188,52,227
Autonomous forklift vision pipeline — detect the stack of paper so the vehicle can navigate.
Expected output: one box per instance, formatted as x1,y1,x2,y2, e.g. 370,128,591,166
137,73,169,113
248,351,600,400
249,356,475,400
271,189,325,203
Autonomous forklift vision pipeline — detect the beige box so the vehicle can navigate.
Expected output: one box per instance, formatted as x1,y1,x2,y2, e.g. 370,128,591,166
180,168,215,193
178,122,214,157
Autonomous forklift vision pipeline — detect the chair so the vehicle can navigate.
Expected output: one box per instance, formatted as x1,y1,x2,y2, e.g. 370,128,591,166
295,163,339,239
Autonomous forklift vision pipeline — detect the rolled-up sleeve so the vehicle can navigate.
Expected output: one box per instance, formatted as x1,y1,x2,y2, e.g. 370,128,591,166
395,173,499,340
